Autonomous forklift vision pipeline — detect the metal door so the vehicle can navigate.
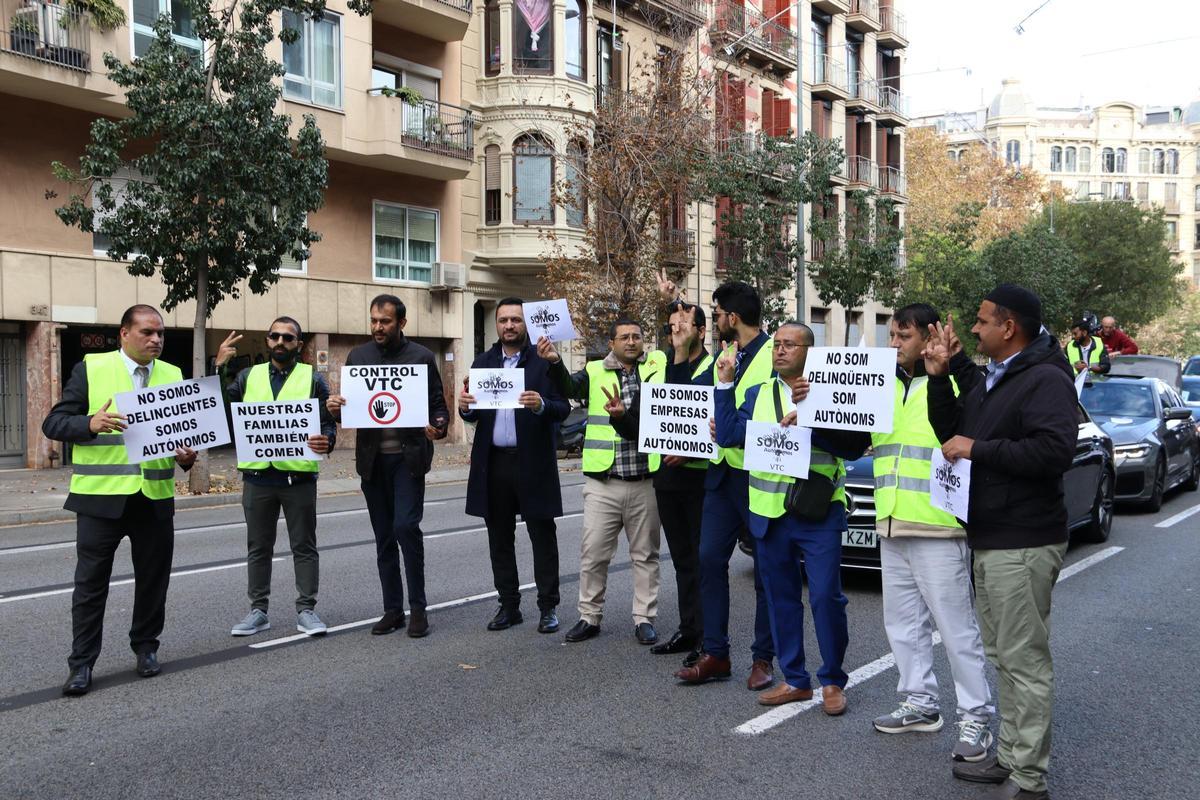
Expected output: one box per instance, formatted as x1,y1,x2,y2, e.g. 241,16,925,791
0,334,26,467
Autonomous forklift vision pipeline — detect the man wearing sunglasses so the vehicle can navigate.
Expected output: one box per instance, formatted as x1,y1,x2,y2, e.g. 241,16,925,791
216,317,336,638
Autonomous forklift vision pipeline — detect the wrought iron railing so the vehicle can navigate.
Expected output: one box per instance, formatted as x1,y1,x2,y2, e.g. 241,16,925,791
812,53,847,91
848,0,879,22
879,5,907,39
848,156,876,185
878,165,906,195
432,0,473,11
660,227,696,264
711,2,797,64
1,0,90,71
847,72,877,104
877,85,907,117
397,97,474,159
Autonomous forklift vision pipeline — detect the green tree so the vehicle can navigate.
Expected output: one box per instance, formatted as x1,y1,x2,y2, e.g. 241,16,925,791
975,225,1083,335
897,201,984,321
704,132,843,329
1038,199,1182,328
50,0,367,491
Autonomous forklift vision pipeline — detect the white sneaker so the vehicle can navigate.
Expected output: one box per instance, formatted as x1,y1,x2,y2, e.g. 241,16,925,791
872,701,944,733
953,718,994,762
297,609,327,636
231,609,270,637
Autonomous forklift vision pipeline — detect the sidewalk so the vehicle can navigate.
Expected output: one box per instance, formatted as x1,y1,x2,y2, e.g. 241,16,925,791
0,444,582,527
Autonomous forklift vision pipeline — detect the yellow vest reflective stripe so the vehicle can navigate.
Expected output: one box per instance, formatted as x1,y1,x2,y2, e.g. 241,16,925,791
236,362,319,473
871,377,962,529
581,351,666,474
684,352,715,470
713,337,774,470
1065,337,1103,371
746,379,845,519
70,350,181,499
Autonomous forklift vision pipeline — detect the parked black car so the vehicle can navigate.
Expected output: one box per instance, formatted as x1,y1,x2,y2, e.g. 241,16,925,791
1080,376,1200,511
1181,376,1200,426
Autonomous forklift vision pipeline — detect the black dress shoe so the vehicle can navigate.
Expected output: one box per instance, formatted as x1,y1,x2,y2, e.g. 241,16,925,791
371,609,406,635
537,611,560,634
136,652,161,678
564,619,600,642
634,622,658,645
407,610,430,638
62,666,92,696
486,607,523,631
650,629,696,655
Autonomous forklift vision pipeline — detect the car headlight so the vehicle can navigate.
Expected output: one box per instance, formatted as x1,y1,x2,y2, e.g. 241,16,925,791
1114,444,1151,460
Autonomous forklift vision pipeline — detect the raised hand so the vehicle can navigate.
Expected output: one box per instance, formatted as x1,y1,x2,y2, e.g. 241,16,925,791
601,384,626,419
921,321,953,377
669,305,698,361
536,336,560,364
215,331,243,368
716,341,739,384
89,399,127,434
656,267,679,304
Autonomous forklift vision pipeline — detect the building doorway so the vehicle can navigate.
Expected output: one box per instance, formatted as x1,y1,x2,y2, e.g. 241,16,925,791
0,332,26,467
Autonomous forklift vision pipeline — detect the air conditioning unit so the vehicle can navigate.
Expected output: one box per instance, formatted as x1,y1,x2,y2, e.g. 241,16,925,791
430,261,468,290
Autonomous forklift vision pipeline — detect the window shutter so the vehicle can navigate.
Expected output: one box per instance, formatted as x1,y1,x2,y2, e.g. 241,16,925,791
485,145,500,189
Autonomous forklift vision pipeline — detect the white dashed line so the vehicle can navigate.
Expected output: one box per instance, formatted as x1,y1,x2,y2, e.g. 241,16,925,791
1154,502,1200,528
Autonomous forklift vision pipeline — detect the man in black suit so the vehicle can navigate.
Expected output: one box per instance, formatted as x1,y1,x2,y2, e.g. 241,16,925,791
458,298,570,633
42,305,198,696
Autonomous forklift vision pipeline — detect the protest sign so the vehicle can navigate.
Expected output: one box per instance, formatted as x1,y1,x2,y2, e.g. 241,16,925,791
231,399,321,463
523,299,576,341
930,451,971,522
339,364,429,429
115,375,230,464
469,368,525,410
743,421,812,479
795,347,895,432
637,384,715,460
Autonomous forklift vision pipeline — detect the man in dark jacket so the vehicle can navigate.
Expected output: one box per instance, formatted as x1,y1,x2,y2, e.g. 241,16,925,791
924,285,1077,800
327,294,450,638
458,298,570,634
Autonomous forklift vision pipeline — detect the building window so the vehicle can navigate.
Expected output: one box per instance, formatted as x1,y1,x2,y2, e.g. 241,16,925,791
847,313,862,347
1114,182,1130,200
277,211,308,273
1005,139,1020,166
1064,146,1076,172
1167,148,1180,174
1101,147,1115,173
810,308,828,347
1139,148,1151,173
1166,220,1178,248
811,97,832,139
1116,148,1127,173
564,140,587,228
92,167,145,257
513,133,554,224
282,10,342,108
947,149,958,162
1049,146,1062,172
1194,184,1200,212
484,144,501,225
1153,148,1165,174
485,0,500,76
373,201,438,283
132,0,200,58
1165,182,1177,207
565,0,585,81
1075,180,1089,200
1079,146,1091,172
1195,222,1200,249
875,314,890,347
597,23,621,100
514,0,553,74
1138,182,1149,202
1100,181,1111,199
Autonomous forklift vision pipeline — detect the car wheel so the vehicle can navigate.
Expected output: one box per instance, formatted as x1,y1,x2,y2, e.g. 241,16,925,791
1077,470,1114,544
1185,450,1200,492
1145,456,1166,512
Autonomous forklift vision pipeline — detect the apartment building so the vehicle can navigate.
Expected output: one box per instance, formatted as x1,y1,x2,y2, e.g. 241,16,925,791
913,78,1200,284
0,0,474,467
457,0,909,360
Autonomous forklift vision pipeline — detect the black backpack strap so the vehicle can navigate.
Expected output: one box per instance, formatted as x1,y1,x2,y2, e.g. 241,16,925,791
772,380,784,423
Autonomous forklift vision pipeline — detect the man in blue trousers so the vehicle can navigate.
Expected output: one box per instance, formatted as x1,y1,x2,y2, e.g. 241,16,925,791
714,322,865,714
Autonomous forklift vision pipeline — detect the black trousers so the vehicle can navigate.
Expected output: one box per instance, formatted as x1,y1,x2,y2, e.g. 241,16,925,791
361,452,427,613
69,492,174,670
485,448,560,612
655,468,707,641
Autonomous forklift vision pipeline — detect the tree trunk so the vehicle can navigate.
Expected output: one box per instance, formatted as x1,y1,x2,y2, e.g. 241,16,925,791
188,262,210,494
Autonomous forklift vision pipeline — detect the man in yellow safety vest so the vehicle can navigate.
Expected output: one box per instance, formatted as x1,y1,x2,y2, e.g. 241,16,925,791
1065,319,1110,376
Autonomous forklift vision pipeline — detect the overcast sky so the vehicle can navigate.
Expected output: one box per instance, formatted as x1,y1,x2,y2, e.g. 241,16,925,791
902,0,1200,117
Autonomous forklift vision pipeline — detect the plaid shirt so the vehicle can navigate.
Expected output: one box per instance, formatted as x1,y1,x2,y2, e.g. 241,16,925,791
606,352,650,479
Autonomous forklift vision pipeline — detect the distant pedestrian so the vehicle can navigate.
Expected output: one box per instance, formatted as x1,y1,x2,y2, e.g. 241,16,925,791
1100,316,1138,355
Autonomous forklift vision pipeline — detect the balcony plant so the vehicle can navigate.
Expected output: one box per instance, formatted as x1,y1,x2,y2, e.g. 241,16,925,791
64,0,126,32
9,11,38,56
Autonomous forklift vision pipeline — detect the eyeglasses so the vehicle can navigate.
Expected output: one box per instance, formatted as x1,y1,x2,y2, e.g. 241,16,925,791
614,333,643,342
772,340,807,352
267,332,297,343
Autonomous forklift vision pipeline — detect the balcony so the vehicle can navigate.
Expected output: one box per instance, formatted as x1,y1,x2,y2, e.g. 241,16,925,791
616,0,707,28
809,54,848,100
845,72,879,111
878,165,907,197
660,228,697,266
848,155,876,187
711,2,798,72
876,84,908,125
846,0,881,33
715,239,789,273
811,0,849,12
372,0,472,43
1,0,90,72
877,5,908,48
349,94,474,179
830,155,849,185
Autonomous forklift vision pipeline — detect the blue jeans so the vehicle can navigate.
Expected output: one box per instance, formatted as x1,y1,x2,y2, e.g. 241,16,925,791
758,504,849,689
698,466,775,663
361,452,427,612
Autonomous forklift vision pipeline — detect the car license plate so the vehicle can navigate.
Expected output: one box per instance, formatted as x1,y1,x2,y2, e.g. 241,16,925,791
842,529,878,548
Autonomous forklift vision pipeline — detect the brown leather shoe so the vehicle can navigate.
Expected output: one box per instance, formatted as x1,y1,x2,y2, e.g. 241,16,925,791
674,653,732,684
757,682,814,706
746,659,774,691
821,684,847,715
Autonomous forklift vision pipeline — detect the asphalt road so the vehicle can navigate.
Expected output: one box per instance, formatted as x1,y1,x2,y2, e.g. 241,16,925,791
1,476,1197,800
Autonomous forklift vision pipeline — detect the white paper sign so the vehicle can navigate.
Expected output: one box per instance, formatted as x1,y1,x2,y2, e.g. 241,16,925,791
115,375,230,464
523,298,576,341
743,421,812,479
930,451,971,522
637,383,716,460
1074,366,1088,399
795,347,896,432
339,365,429,428
231,399,321,463
469,368,525,409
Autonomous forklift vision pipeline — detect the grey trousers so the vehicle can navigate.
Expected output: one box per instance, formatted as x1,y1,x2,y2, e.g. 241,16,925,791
243,480,319,613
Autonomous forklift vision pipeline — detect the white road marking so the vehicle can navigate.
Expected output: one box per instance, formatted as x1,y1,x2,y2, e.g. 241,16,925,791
250,581,540,649
733,545,1126,735
1154,502,1200,528
0,558,283,605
